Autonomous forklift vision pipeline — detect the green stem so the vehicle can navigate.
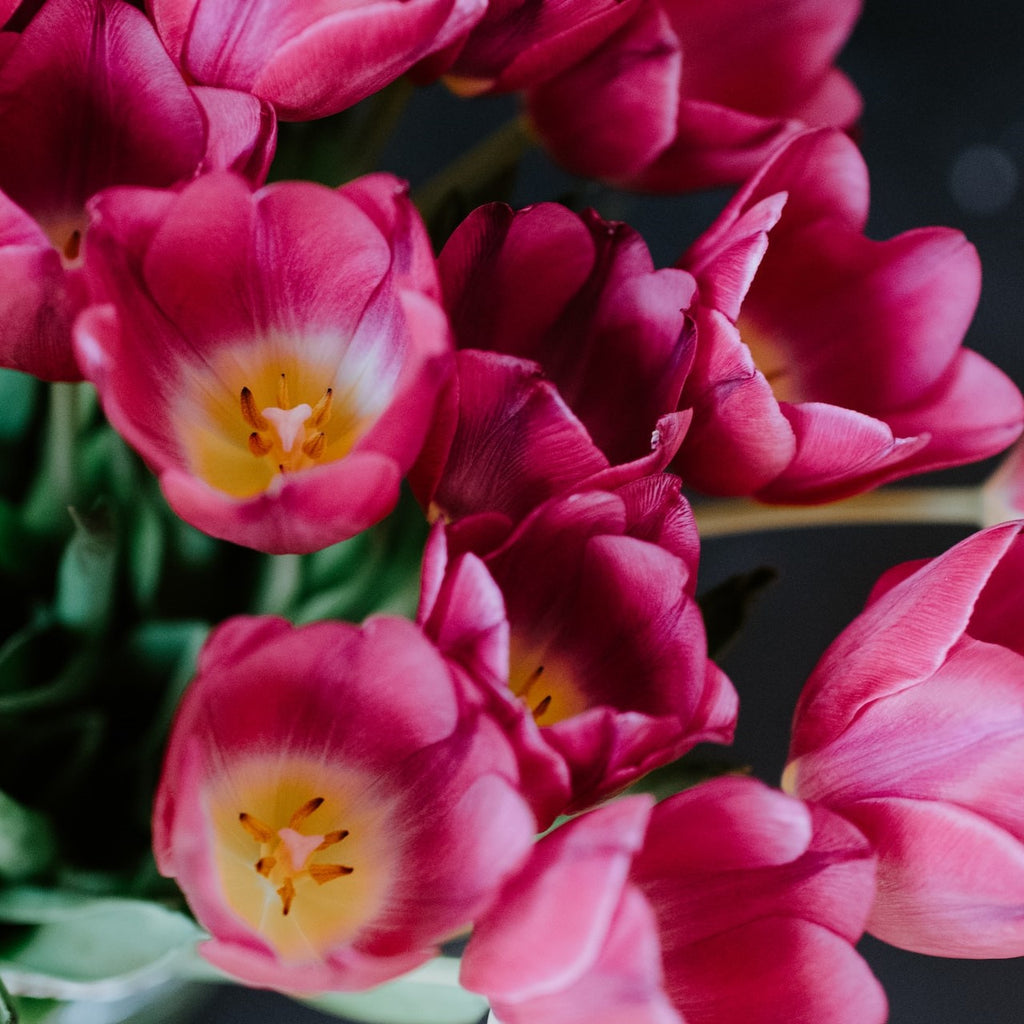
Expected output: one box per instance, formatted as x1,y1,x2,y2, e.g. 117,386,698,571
412,114,534,225
694,486,985,539
253,553,304,615
23,382,82,534
340,76,416,180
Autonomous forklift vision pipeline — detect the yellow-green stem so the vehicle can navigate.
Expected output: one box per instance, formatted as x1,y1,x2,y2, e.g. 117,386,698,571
694,486,986,539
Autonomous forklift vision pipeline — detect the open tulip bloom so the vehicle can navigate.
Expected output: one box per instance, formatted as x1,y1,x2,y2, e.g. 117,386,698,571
3,1,1024,1023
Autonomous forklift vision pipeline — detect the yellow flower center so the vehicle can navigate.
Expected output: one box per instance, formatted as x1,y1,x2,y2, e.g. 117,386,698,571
174,340,394,499
739,316,800,404
208,759,396,962
239,373,334,477
39,212,87,268
237,795,353,917
508,642,587,727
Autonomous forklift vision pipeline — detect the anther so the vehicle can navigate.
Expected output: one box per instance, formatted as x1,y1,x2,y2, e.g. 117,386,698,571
289,796,324,828
310,388,333,428
277,878,296,915
240,387,269,431
302,432,326,459
255,856,276,877
308,863,354,885
277,372,290,409
532,695,552,719
64,229,82,262
248,432,272,456
239,812,275,844
317,829,349,851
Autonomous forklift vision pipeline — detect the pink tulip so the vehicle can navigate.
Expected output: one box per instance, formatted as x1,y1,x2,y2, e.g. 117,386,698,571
785,521,1024,957
675,129,1023,500
525,0,862,192
462,778,886,1024
154,614,536,992
148,0,487,121
0,0,275,381
438,202,696,467
75,172,450,553
419,475,737,820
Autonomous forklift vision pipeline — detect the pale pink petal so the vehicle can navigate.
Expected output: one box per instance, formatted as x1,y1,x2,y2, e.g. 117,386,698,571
849,798,1024,958
788,522,1020,760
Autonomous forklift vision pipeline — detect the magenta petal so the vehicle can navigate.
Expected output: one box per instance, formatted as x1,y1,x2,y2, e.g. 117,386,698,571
665,917,886,1024
159,452,402,555
881,347,1024,474
0,193,76,379
192,86,277,185
754,402,929,503
673,308,796,495
423,350,609,523
526,4,682,181
0,0,206,216
240,0,469,119
447,0,640,92
461,797,654,1000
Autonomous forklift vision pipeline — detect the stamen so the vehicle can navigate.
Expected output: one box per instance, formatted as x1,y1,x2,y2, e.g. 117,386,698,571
64,229,82,262
240,387,269,431
317,829,349,851
255,856,276,877
248,432,272,456
289,796,324,828
302,432,326,459
239,812,275,844
310,387,333,428
532,695,552,719
277,877,296,916
308,863,354,885
527,665,545,686
277,372,290,409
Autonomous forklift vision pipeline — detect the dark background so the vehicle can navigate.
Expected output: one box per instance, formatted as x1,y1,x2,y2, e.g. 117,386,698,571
193,1,1024,1020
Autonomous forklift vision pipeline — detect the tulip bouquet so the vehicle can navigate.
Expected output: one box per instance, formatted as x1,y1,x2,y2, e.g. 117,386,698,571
0,0,1022,1022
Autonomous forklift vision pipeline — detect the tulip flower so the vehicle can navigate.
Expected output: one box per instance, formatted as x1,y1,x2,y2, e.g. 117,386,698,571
462,778,886,1024
413,348,689,530
419,475,737,820
154,614,536,992
75,172,450,553
675,129,1024,501
438,202,696,467
784,521,1024,958
149,0,487,121
0,0,275,381
525,0,862,192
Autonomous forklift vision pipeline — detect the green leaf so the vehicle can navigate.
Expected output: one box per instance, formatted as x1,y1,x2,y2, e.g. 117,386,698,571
698,566,777,659
0,975,17,1024
0,794,55,883
0,892,203,1001
305,959,487,1024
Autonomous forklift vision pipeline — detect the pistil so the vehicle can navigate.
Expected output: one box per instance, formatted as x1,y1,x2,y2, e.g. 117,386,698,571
239,375,335,476
238,795,354,915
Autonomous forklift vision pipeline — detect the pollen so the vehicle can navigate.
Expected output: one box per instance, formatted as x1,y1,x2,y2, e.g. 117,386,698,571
238,796,354,915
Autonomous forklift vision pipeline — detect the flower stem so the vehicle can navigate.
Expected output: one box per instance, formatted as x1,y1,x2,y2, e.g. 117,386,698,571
694,486,985,538
24,381,83,534
412,113,534,227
